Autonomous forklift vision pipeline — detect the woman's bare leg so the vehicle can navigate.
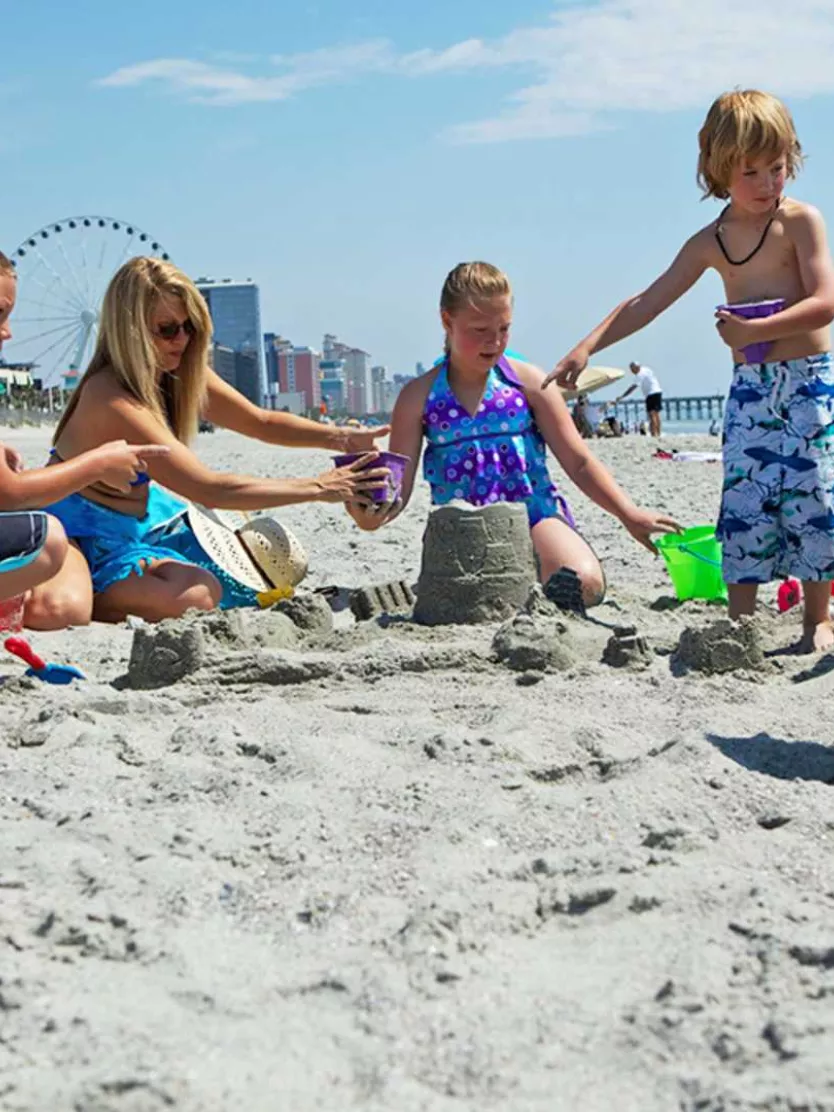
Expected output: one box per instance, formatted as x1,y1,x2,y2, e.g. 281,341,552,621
92,559,222,623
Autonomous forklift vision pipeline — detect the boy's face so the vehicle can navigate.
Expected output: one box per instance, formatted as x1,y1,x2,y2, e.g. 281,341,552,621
727,150,787,214
0,274,16,350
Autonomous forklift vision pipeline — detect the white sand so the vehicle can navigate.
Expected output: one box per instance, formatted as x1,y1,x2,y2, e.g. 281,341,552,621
1,427,834,1112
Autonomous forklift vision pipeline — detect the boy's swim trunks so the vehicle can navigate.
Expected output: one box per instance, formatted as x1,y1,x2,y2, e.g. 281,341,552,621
0,511,48,574
718,353,834,583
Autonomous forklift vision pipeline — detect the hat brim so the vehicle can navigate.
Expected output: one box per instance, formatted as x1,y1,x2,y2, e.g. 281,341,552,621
186,505,270,592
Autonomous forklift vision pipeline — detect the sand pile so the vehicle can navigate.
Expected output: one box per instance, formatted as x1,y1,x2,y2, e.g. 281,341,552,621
1,427,833,1112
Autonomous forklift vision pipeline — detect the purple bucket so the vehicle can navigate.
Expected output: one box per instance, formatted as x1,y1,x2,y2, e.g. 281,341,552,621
332,450,410,504
716,298,785,363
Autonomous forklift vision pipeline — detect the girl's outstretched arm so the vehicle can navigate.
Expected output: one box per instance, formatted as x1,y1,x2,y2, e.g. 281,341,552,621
513,360,680,551
543,230,709,390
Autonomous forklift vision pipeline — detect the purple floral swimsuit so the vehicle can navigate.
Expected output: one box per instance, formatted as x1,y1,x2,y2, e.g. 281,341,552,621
422,355,575,528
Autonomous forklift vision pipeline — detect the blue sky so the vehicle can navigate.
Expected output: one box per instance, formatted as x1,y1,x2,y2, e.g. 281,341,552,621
5,0,834,396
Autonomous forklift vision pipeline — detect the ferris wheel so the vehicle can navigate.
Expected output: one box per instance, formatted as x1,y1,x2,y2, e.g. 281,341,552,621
4,216,171,387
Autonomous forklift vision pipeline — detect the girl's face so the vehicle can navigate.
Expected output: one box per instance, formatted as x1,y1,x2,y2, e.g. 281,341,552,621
442,295,512,369
727,150,787,215
149,294,195,373
0,275,17,349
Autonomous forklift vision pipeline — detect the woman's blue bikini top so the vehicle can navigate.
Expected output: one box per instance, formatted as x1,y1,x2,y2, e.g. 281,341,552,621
48,447,150,487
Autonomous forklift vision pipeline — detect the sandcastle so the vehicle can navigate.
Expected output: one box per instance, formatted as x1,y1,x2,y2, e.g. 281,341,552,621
413,503,537,626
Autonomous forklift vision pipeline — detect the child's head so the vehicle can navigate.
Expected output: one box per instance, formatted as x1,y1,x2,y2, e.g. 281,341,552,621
697,89,803,203
0,252,17,351
440,262,512,365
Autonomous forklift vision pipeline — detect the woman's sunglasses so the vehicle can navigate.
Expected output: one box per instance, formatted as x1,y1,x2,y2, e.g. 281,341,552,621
155,319,196,341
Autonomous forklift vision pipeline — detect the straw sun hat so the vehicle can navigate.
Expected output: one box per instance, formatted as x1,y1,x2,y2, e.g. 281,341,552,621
186,505,308,593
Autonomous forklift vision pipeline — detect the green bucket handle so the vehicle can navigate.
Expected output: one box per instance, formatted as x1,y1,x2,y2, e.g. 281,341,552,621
675,543,722,569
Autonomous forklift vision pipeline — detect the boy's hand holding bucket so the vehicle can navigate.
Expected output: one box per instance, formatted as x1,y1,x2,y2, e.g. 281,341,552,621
715,298,786,363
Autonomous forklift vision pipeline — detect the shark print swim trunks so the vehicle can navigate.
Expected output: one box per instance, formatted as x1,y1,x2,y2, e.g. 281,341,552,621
718,353,834,584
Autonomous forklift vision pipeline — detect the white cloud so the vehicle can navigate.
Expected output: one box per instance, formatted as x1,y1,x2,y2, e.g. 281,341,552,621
96,0,834,140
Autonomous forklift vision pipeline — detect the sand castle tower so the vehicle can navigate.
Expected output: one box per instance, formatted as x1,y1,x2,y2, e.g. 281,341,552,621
413,503,537,625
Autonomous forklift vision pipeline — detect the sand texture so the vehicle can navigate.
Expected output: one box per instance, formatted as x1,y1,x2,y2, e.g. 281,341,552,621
1,427,833,1112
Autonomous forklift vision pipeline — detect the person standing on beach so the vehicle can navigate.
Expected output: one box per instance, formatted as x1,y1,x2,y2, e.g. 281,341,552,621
543,90,834,652
348,261,679,607
615,362,663,437
0,251,169,627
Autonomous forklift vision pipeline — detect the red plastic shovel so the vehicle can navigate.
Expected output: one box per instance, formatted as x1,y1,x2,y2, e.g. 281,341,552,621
4,636,86,684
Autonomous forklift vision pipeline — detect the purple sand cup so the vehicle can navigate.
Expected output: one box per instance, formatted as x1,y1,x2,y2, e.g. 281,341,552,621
332,450,410,505
716,298,786,364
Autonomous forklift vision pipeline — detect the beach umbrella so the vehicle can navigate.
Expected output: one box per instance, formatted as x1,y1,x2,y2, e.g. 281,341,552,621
560,365,625,401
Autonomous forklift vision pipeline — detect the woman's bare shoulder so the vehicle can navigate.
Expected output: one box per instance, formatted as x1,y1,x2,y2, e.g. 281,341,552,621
76,368,138,406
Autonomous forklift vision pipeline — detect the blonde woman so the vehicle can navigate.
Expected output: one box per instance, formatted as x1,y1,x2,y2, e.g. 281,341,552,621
33,256,389,625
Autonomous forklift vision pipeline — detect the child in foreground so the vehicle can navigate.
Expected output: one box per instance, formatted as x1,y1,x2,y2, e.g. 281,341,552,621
348,261,679,605
0,251,167,628
544,90,834,652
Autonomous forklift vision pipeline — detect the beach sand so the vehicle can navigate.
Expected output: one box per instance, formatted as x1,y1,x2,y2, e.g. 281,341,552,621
2,427,833,1112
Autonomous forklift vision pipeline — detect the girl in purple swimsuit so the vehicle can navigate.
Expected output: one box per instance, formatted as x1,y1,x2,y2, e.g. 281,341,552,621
349,262,679,605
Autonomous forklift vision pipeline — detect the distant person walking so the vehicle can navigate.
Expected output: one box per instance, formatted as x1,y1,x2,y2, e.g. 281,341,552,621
615,362,664,436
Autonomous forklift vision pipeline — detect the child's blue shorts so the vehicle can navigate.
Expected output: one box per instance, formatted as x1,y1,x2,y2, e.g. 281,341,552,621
718,353,834,584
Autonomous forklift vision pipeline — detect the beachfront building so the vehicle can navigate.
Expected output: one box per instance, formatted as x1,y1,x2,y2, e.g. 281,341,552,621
322,334,372,415
196,278,265,406
263,333,292,396
343,348,371,415
210,343,261,407
0,363,34,394
270,391,306,415
275,346,321,414
382,379,400,413
370,365,387,414
320,357,346,414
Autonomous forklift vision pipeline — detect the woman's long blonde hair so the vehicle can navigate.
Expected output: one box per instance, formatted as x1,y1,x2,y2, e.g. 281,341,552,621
54,256,212,444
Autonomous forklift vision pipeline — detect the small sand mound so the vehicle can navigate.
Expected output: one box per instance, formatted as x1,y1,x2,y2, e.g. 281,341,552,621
492,613,577,673
275,592,333,634
128,619,208,689
602,626,652,670
673,617,763,675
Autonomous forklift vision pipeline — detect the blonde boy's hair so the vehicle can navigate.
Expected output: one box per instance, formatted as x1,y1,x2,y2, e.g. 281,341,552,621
0,252,16,278
55,256,212,444
697,89,803,200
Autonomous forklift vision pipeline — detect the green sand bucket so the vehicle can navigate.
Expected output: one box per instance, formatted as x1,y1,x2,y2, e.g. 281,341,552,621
655,525,728,603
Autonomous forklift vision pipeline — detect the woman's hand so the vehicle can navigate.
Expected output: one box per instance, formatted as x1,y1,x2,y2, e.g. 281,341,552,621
542,345,590,390
315,453,391,503
621,507,681,553
340,424,392,453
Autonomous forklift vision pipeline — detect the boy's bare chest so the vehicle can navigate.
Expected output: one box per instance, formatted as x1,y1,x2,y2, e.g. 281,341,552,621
708,221,802,300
